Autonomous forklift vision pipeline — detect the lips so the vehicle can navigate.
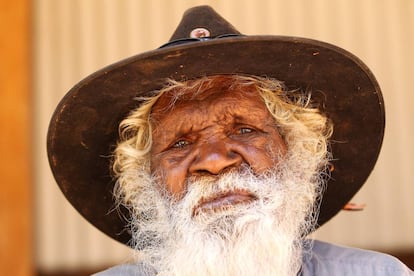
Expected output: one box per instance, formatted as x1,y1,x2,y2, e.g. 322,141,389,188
193,189,257,217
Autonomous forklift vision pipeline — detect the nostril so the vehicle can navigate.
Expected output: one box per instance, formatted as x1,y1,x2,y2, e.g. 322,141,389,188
227,150,239,159
194,169,214,176
227,150,244,164
193,166,238,177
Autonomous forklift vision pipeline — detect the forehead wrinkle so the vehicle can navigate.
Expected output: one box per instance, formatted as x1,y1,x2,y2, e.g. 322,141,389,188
153,104,207,138
153,102,239,146
151,85,272,135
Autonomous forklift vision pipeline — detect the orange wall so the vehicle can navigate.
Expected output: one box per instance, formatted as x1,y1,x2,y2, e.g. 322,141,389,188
0,0,33,275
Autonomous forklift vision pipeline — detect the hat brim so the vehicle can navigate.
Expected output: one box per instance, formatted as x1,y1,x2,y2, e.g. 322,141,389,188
47,35,384,245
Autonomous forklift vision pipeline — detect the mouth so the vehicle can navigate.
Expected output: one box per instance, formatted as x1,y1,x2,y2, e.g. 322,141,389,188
192,189,257,217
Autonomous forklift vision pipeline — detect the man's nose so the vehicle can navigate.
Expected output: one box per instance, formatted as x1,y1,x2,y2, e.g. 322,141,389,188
189,140,243,175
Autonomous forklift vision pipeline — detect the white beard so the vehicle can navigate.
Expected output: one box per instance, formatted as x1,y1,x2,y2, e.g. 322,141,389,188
127,151,326,276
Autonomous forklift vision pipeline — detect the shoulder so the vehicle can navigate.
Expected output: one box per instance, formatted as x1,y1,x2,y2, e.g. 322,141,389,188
301,240,413,276
92,263,156,276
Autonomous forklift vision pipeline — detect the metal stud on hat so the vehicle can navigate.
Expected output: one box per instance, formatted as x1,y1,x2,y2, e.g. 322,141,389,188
190,27,211,38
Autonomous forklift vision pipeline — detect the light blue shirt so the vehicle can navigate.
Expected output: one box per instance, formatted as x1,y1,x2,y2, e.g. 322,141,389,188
301,240,413,275
94,240,413,275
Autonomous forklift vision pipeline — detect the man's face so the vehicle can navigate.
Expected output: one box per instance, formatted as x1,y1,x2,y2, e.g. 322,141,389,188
120,77,327,275
150,85,287,204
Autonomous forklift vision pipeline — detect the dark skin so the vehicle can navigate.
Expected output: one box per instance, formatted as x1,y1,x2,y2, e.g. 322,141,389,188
150,85,287,210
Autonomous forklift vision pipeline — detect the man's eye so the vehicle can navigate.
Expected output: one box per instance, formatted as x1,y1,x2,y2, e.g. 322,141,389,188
172,140,189,148
238,127,254,134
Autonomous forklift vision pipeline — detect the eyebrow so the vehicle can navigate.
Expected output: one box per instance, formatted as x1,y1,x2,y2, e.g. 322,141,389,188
152,121,195,152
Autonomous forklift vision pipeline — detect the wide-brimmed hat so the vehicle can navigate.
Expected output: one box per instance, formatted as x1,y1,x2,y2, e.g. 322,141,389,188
47,5,384,245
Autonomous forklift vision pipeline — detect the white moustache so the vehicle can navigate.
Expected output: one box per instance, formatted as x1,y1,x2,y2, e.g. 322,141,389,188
172,170,286,226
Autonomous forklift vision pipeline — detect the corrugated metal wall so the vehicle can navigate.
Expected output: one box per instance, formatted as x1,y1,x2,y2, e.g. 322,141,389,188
34,0,414,271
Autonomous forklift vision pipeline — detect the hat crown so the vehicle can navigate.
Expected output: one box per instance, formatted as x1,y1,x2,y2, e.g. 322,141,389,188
169,6,241,41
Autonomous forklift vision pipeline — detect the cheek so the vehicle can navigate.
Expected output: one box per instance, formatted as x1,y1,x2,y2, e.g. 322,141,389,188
151,155,190,197
244,147,275,173
268,132,288,159
243,134,287,172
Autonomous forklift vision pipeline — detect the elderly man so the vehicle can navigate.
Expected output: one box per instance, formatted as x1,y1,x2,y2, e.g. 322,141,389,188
47,6,412,276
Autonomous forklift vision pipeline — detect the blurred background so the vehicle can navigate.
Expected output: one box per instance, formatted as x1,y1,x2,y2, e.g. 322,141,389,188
1,0,413,275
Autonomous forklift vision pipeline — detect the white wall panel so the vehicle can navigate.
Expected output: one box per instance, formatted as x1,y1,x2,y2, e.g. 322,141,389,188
34,0,414,270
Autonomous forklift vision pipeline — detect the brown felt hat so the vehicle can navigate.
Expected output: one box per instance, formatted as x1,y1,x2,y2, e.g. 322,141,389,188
47,5,385,245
